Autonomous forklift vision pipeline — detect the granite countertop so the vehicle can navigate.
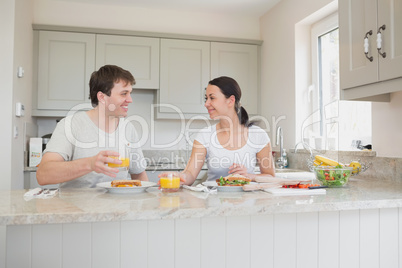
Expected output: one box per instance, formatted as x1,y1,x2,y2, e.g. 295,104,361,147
1,175,401,226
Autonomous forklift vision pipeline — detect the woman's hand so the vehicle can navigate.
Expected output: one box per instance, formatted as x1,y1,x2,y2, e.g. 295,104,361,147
229,163,248,176
229,163,259,181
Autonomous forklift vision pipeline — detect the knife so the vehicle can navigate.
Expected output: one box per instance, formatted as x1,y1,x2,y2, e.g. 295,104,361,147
308,185,328,189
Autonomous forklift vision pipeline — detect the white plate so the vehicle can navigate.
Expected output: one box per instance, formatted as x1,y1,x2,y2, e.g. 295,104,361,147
97,181,157,194
202,181,256,192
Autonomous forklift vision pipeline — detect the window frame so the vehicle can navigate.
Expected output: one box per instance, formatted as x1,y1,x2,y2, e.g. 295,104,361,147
310,12,339,141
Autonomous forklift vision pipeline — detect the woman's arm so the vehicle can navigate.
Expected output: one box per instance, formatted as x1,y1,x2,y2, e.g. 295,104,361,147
255,143,276,177
36,151,122,185
131,171,148,181
159,140,207,186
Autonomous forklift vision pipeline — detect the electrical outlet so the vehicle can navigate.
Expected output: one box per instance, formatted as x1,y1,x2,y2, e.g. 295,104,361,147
14,126,18,138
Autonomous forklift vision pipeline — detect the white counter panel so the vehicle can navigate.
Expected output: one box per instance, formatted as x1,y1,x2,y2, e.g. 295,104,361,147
6,208,400,268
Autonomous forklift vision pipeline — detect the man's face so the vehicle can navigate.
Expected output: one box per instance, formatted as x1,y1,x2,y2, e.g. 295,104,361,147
104,80,133,118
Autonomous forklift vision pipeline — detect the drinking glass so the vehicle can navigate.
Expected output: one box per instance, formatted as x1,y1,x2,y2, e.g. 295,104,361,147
159,172,180,192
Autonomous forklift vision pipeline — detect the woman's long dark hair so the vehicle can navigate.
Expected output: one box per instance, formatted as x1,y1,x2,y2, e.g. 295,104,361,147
208,76,253,127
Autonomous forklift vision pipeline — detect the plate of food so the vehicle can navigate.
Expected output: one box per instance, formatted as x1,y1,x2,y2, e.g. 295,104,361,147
97,180,157,194
202,174,253,192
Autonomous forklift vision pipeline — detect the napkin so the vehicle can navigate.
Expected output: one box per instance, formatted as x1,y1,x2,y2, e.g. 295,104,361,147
24,188,59,201
183,184,217,193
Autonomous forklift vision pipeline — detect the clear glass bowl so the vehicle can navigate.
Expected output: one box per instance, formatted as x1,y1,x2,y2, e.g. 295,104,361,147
313,166,353,187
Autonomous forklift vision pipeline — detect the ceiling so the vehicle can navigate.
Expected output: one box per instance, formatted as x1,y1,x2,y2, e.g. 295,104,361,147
59,0,282,17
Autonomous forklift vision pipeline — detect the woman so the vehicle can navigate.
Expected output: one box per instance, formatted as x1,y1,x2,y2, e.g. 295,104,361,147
161,76,275,185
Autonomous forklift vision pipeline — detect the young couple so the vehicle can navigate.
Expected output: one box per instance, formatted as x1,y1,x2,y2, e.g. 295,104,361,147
37,65,275,188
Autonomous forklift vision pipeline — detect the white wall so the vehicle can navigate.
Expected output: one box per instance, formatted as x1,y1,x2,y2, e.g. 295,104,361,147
0,0,36,190
259,0,402,157
259,0,336,150
0,0,15,191
372,91,402,157
12,0,35,189
33,0,261,40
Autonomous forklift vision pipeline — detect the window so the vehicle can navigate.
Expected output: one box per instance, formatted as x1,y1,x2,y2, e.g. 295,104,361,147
305,13,371,151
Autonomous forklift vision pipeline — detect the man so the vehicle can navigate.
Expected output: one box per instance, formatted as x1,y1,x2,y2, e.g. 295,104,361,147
37,65,148,187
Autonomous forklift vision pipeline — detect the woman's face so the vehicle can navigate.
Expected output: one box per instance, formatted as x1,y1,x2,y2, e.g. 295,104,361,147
204,85,234,119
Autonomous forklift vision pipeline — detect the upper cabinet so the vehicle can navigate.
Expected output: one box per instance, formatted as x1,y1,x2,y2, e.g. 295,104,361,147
37,31,95,110
159,39,210,115
339,0,402,101
96,35,159,89
157,40,259,118
32,26,261,117
211,42,259,115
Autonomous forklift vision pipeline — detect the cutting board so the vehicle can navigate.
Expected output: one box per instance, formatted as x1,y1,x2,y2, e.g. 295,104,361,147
264,187,326,196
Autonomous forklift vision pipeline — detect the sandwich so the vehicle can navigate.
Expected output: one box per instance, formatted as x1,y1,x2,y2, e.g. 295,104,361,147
111,179,142,187
216,174,251,186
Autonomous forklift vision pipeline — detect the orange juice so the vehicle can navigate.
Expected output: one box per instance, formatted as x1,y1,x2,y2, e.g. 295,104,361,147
160,176,180,191
108,157,129,168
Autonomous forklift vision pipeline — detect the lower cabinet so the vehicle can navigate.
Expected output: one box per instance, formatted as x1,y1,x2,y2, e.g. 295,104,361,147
5,208,401,268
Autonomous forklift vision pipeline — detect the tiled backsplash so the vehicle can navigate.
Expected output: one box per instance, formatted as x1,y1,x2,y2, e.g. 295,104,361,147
25,148,401,182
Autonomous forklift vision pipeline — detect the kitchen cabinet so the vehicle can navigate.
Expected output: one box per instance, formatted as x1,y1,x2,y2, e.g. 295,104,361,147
35,31,160,115
158,40,259,118
159,39,210,116
96,34,160,89
33,25,261,117
37,31,95,110
339,0,402,101
211,42,259,114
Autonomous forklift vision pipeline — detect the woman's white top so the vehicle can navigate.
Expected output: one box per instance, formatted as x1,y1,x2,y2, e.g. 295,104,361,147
194,124,270,181
44,112,146,188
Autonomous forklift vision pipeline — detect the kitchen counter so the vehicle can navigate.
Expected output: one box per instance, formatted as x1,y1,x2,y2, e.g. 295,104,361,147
3,174,402,268
1,175,401,225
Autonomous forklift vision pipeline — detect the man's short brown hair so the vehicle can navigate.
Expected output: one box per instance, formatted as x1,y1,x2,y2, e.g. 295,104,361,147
89,65,135,107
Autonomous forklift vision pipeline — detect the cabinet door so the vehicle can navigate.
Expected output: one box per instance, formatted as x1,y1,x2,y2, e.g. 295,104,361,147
339,0,378,90
37,31,95,110
378,0,402,81
160,39,210,114
96,35,160,89
211,43,259,114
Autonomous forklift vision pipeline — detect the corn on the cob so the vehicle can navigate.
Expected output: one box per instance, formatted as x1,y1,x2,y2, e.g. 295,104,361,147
314,155,342,167
313,160,321,166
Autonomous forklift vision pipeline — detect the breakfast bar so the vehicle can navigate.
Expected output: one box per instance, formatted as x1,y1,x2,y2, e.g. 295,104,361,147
1,175,402,268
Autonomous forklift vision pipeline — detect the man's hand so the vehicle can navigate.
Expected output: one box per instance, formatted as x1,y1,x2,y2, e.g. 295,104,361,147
90,150,121,177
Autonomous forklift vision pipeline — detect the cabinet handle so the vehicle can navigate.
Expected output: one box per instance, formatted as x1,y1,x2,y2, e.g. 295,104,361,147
364,30,373,62
377,24,386,58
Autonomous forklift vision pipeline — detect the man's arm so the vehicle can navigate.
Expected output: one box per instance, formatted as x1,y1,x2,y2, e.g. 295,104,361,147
36,151,122,185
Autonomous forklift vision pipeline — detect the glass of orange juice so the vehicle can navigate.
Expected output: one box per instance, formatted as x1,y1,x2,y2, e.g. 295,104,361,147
108,146,130,179
160,173,181,192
